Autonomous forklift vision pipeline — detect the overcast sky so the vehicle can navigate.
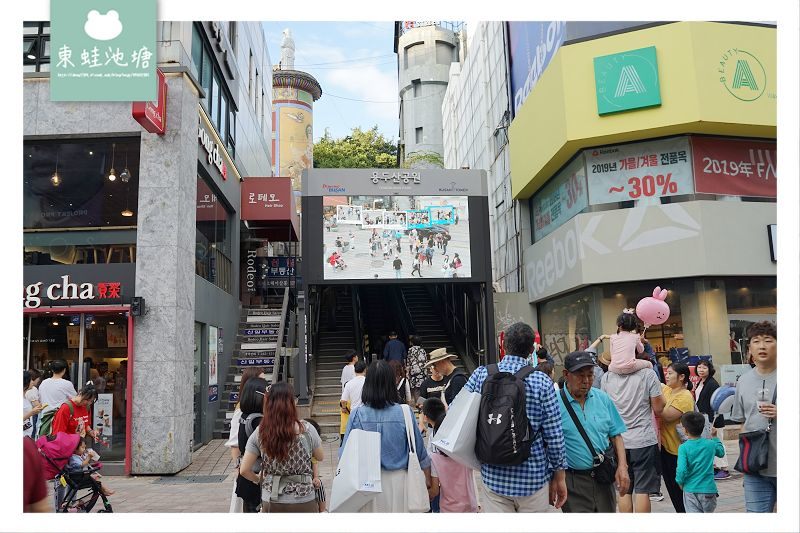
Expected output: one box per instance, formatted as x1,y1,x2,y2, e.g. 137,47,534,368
262,21,400,143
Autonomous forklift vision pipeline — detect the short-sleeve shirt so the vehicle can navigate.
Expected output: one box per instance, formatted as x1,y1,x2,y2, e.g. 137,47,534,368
430,450,478,512
340,364,356,390
558,387,627,470
731,368,777,477
600,368,663,449
660,385,694,455
38,378,77,412
341,375,366,411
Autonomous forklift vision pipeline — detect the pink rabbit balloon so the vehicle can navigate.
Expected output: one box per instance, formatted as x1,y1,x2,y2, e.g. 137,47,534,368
636,286,670,326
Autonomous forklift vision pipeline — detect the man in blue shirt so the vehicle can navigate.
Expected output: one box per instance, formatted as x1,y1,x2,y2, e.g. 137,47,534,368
382,332,406,364
558,351,630,513
464,322,568,512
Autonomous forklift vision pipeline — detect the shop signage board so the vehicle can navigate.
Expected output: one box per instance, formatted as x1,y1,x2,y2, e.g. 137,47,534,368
208,326,218,387
594,46,661,115
241,178,293,220
585,137,693,205
198,122,228,180
532,156,588,241
132,68,167,134
93,394,113,449
23,264,135,309
241,328,278,336
208,385,218,403
236,357,276,367
507,21,566,117
691,137,776,197
263,257,296,288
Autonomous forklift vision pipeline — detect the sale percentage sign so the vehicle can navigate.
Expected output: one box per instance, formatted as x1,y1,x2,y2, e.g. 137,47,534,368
656,173,677,194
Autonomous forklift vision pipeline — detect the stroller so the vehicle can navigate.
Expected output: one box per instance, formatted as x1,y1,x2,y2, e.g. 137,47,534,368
37,433,113,513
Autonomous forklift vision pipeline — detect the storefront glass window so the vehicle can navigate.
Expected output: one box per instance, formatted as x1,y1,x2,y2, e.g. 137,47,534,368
195,175,232,292
539,287,598,365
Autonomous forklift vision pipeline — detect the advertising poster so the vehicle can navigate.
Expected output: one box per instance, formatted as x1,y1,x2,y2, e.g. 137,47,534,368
263,257,296,288
208,326,218,387
106,324,127,348
93,394,113,449
323,196,471,280
691,137,777,197
585,136,694,205
532,156,589,241
336,204,362,224
507,21,566,117
67,325,81,348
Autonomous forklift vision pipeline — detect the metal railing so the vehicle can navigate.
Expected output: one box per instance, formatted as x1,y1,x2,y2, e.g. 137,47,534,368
270,287,291,386
399,21,464,36
430,284,482,371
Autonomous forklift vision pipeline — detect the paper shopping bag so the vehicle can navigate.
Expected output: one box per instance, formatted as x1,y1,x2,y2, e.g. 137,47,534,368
329,429,382,512
431,387,482,471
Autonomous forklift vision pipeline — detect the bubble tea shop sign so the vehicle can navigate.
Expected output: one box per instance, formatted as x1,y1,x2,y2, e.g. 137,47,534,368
50,0,157,101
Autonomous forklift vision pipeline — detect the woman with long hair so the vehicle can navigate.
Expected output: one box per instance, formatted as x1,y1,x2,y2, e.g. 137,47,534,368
51,382,98,438
389,359,413,405
239,381,323,513
233,377,269,513
340,360,432,512
659,362,695,513
23,371,44,437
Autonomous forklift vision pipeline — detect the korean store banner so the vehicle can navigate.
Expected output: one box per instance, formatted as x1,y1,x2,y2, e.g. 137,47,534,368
691,137,777,197
532,156,588,241
585,137,694,205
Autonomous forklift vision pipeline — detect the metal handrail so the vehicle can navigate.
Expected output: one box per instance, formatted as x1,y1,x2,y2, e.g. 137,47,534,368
395,287,417,338
431,284,481,365
270,287,290,385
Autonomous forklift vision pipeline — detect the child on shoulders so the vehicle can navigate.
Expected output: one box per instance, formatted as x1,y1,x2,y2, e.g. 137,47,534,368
609,310,653,375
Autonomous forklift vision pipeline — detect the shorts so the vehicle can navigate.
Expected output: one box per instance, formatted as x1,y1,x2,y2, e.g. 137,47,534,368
315,484,326,503
626,444,662,494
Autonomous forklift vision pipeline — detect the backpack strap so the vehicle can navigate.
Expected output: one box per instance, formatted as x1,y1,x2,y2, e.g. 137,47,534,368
559,388,600,460
514,366,535,380
487,364,499,376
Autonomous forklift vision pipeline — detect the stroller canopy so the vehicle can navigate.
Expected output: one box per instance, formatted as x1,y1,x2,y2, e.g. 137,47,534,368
36,432,80,480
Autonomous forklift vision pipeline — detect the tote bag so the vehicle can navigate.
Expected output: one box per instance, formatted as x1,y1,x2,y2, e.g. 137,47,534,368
401,404,430,513
431,387,482,471
329,429,382,512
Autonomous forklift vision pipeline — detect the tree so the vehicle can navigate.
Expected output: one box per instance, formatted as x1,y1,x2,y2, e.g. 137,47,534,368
401,150,444,169
313,126,397,168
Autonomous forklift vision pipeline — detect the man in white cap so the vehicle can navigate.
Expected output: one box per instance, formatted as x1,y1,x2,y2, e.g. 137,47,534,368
424,348,467,407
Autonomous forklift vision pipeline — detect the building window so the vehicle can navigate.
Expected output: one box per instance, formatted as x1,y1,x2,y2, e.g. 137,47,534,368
23,22,50,72
193,23,236,149
196,175,232,293
412,79,421,98
539,287,598,365
404,42,424,69
248,50,254,98
227,22,237,55
435,41,454,64
415,127,423,144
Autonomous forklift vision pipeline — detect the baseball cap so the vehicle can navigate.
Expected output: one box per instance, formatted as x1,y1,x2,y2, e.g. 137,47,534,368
564,351,596,372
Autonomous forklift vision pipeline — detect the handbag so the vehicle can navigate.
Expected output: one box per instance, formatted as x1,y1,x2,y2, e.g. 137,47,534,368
431,387,482,471
559,389,617,485
734,387,776,475
401,404,430,513
329,429,382,512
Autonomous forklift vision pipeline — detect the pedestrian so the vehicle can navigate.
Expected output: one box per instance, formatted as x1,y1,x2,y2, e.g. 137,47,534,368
392,256,403,278
423,348,467,408
729,321,777,512
67,438,115,497
659,362,695,513
38,359,77,429
406,336,427,400
51,382,98,440
304,418,326,513
451,253,462,269
425,246,434,266
340,351,359,444
349,231,356,250
417,365,446,408
600,348,666,513
422,397,478,513
463,322,568,512
442,233,450,255
23,437,50,512
676,411,726,513
557,351,629,513
238,382,324,513
608,311,652,375
340,360,367,416
395,230,403,248
25,369,43,434
694,359,730,479
383,332,406,365
340,360,432,512
389,360,413,406
23,371,44,438
233,377,269,513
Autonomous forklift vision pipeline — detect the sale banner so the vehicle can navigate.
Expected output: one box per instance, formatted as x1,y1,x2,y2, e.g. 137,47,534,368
585,137,694,205
691,137,776,197
532,156,588,241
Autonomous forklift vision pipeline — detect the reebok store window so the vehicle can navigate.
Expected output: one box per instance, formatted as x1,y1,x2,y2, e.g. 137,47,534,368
538,287,599,365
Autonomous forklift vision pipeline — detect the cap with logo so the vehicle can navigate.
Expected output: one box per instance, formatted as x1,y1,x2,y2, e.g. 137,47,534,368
564,351,597,373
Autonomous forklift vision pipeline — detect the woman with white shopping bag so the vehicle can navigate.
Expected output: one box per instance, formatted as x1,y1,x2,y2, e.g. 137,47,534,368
339,360,432,512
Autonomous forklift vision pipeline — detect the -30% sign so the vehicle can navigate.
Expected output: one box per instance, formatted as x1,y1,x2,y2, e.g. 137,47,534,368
608,173,677,199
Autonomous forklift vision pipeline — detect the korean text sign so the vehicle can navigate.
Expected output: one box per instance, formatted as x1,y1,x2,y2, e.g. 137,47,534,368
50,0,156,101
532,156,588,241
691,137,776,197
585,137,693,205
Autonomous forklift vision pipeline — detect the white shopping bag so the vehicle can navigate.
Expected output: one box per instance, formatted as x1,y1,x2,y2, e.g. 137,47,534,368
329,429,383,512
431,387,482,471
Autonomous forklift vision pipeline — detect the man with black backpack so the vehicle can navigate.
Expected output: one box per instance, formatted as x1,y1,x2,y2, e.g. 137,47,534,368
464,322,568,512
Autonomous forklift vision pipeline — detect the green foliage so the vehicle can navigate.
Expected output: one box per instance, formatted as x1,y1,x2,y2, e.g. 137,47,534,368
402,150,444,169
313,126,397,168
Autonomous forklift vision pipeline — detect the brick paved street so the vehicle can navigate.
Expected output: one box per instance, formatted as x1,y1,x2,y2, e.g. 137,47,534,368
106,433,747,513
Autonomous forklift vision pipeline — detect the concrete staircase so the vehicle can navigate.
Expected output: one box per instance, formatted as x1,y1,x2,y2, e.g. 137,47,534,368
212,296,286,438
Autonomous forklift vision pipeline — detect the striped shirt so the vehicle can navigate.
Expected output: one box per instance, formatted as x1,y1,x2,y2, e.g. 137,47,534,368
464,356,568,497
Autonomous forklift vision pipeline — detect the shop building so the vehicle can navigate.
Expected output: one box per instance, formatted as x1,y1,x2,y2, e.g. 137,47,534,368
22,21,273,474
507,21,776,365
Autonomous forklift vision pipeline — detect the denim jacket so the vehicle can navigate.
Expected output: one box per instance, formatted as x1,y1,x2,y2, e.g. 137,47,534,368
340,403,431,471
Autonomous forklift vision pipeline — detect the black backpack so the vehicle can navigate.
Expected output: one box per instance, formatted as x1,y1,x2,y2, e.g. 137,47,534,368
475,364,534,466
238,412,262,456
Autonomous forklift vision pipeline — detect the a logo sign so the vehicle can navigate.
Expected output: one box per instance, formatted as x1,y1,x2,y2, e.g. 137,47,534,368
322,183,346,194
132,68,167,135
23,276,124,309
50,0,156,101
594,46,661,115
718,48,767,102
487,414,503,425
198,124,228,180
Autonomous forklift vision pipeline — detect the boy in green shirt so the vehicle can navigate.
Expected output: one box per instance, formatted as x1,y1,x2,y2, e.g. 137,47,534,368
676,411,726,512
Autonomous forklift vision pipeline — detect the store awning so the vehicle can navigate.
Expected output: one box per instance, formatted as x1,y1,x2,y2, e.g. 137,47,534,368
241,177,300,242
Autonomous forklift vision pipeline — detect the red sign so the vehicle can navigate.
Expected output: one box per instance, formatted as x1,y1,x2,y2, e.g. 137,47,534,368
132,68,167,135
241,178,294,221
691,137,776,197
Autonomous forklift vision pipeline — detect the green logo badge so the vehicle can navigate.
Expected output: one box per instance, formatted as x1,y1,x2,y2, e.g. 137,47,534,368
50,0,156,101
718,48,766,102
594,46,661,115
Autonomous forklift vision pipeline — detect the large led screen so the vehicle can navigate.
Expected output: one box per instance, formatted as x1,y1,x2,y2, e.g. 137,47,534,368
323,196,471,280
